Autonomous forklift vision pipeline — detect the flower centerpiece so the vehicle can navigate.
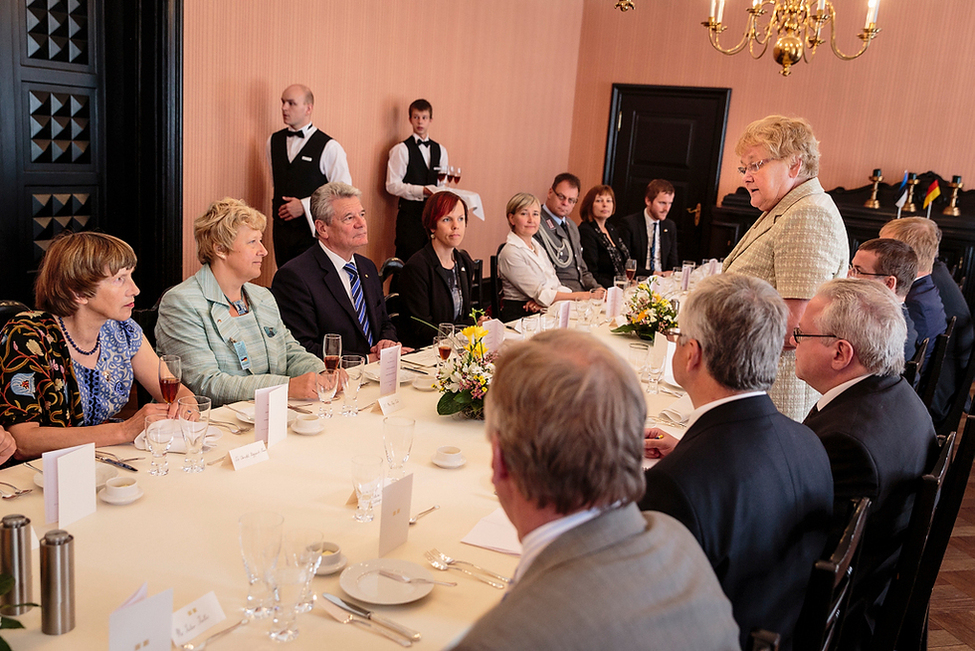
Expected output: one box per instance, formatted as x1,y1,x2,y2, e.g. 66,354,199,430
611,281,678,340
436,322,497,420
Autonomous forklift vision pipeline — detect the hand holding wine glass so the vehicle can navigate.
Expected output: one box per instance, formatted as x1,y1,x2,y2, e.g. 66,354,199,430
159,354,181,404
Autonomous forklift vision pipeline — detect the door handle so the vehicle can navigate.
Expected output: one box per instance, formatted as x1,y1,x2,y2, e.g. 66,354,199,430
686,203,701,227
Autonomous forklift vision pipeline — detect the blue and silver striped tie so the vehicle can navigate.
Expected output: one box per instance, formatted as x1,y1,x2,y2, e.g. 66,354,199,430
343,262,374,346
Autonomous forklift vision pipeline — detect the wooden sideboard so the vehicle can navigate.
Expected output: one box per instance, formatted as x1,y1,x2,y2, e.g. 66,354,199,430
709,172,975,309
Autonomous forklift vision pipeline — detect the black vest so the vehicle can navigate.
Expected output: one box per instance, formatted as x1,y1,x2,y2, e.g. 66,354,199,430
270,128,332,219
402,137,441,189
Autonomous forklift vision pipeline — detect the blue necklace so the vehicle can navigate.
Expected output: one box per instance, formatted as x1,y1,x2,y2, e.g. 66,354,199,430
56,315,100,356
226,295,249,316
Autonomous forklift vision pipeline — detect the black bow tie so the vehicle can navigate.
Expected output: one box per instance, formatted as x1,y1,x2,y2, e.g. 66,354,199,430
416,139,431,147
287,130,305,137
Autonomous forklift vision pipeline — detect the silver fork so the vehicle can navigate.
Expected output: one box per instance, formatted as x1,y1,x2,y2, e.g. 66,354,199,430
0,481,31,497
423,552,504,589
179,617,249,650
429,548,511,584
210,420,245,435
378,569,456,587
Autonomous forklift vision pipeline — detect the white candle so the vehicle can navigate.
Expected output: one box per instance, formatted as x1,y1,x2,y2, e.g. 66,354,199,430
710,0,716,19
817,0,825,12
753,0,760,8
864,0,878,27
716,0,725,23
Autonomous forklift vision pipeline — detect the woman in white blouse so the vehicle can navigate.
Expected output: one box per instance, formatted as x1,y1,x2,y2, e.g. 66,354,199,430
498,193,593,322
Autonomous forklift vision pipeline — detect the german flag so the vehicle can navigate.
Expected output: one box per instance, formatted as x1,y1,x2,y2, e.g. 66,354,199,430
923,180,941,209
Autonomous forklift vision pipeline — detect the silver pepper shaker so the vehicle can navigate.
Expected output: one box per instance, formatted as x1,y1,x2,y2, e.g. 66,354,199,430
40,529,74,635
0,514,32,616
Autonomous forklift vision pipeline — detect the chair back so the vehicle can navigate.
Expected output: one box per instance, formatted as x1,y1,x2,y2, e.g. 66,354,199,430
468,258,485,313
898,415,975,648
903,337,929,388
920,316,956,407
0,300,29,332
801,497,871,651
936,341,975,439
379,257,405,294
489,255,502,320
871,431,956,650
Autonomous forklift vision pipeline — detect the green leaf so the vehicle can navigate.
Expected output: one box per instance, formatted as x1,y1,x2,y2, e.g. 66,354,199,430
0,634,12,651
436,393,464,415
611,324,636,334
0,576,12,598
0,616,24,630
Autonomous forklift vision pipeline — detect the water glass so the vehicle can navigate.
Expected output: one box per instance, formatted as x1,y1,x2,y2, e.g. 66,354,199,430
351,455,383,522
316,370,339,419
239,511,284,619
614,275,628,292
540,313,558,332
177,395,210,473
145,414,175,476
522,313,539,338
281,528,324,614
268,565,308,642
383,416,414,481
646,338,667,395
628,343,650,382
340,355,365,416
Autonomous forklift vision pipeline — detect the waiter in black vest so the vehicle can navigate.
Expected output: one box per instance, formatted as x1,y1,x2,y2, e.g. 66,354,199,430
385,98,449,262
267,84,352,266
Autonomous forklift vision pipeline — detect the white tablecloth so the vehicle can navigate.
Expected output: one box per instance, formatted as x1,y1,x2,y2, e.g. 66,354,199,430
0,322,682,649
432,187,484,221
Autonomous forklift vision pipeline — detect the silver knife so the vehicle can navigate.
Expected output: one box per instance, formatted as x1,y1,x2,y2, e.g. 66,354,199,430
322,593,421,641
320,599,411,647
95,455,137,472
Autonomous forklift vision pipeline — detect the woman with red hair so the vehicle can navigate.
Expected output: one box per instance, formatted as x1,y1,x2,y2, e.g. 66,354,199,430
398,192,476,348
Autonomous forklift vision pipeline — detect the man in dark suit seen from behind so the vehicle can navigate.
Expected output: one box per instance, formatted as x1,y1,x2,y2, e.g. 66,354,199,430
271,182,405,360
796,278,938,650
454,330,740,651
639,273,833,651
533,173,602,292
617,179,679,277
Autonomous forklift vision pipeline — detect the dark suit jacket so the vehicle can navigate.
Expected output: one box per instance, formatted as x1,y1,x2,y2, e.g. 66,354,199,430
906,274,947,372
639,394,833,651
618,210,679,277
270,244,397,358
398,244,475,348
929,260,974,426
455,504,741,651
578,221,629,289
803,374,938,648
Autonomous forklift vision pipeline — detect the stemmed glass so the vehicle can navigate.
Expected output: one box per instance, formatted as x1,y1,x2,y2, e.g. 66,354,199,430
351,455,383,522
322,334,342,372
522,314,539,339
383,416,414,481
646,336,668,395
268,565,308,642
453,167,462,186
435,166,447,187
628,343,650,383
176,395,210,473
145,414,174,476
447,166,457,185
340,355,366,416
624,259,637,283
238,511,284,619
435,323,455,373
158,355,181,404
316,370,339,419
281,528,324,614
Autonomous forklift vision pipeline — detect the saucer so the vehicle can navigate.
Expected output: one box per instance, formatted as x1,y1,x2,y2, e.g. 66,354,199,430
432,454,466,469
98,486,144,505
412,377,437,392
292,421,326,436
316,553,348,576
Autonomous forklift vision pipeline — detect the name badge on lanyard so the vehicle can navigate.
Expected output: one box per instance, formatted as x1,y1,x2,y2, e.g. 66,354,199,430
230,338,251,371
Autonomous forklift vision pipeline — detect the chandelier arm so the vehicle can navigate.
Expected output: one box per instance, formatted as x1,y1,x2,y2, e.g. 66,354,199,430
828,20,878,61
707,23,755,56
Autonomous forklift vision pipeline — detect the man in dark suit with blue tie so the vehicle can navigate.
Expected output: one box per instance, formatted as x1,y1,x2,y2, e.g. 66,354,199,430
618,179,679,277
271,182,402,360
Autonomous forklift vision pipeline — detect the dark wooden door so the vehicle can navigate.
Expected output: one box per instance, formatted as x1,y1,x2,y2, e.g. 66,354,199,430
603,84,731,263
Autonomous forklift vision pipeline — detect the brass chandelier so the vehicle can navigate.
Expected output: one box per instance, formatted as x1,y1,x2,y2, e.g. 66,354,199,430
702,0,882,76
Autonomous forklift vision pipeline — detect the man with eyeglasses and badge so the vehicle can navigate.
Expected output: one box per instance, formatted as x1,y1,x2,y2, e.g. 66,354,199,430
534,173,603,293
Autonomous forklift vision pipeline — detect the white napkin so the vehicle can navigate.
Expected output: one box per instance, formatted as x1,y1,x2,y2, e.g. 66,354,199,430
461,507,522,556
657,393,694,426
134,426,221,453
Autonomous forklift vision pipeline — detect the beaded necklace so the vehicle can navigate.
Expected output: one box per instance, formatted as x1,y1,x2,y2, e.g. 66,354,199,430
56,315,100,356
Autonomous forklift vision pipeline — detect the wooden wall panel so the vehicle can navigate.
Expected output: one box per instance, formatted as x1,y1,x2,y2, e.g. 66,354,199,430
570,0,975,222
183,0,585,285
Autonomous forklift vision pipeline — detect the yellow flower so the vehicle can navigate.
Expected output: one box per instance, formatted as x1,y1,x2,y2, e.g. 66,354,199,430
461,325,488,341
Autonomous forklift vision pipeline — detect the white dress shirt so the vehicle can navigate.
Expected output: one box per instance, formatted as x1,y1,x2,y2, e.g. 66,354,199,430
684,390,767,430
265,124,353,234
644,208,662,273
498,232,571,307
385,136,449,201
815,374,872,411
319,241,355,304
512,506,604,585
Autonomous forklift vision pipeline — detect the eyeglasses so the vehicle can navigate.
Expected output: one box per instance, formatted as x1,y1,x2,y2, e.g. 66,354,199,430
792,327,837,344
848,264,889,278
737,158,775,176
662,327,684,343
554,191,578,205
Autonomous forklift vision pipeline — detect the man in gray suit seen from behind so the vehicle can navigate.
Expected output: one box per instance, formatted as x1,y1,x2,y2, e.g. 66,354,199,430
534,173,603,291
452,329,740,651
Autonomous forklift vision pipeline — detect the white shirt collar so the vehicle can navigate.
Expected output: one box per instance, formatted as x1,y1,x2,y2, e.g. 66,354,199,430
319,239,354,268
513,506,605,584
685,390,767,430
816,374,873,411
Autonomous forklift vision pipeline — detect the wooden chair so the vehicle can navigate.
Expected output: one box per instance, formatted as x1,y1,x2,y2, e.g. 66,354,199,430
468,258,485,314
871,431,956,651
379,257,405,294
903,337,930,389
898,416,975,649
799,497,871,651
936,344,975,439
0,300,29,332
920,316,956,408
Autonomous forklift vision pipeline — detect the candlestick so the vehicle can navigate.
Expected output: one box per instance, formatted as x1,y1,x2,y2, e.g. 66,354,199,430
865,171,883,209
903,176,919,213
944,178,964,217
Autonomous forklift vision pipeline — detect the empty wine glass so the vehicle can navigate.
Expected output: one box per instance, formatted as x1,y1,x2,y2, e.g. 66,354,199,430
316,370,339,419
383,416,414,481
351,455,383,522
281,528,324,614
176,395,210,473
239,511,284,619
158,354,181,404
628,343,650,383
268,565,308,642
145,414,174,476
341,355,365,416
522,314,539,339
646,336,668,395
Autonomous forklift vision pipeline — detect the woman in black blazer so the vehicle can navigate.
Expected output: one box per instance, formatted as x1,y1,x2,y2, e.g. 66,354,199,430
399,191,475,348
577,185,630,289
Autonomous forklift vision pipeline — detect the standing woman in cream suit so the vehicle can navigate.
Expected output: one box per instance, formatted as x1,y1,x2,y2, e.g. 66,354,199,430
723,116,848,420
498,193,593,323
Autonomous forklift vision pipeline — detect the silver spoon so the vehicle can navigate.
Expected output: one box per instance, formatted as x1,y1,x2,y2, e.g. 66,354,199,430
179,618,249,650
423,552,504,589
0,481,31,497
409,505,439,525
378,569,455,587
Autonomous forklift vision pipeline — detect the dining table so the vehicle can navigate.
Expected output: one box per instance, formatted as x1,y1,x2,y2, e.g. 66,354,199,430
0,317,685,650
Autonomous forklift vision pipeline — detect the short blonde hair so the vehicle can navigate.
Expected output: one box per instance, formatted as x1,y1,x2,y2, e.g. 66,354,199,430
194,198,267,265
879,217,940,275
505,193,540,231
35,232,137,316
486,330,647,513
736,115,820,180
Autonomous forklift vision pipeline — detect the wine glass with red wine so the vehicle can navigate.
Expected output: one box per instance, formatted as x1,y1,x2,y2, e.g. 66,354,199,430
435,323,455,373
323,334,342,372
435,166,447,187
453,167,462,186
624,259,637,283
447,166,457,185
159,355,181,404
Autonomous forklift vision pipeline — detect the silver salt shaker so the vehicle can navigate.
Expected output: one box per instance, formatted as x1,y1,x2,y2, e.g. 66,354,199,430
40,529,74,635
0,514,32,616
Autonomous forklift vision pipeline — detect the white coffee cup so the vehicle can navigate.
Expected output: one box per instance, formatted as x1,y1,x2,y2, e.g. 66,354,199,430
293,415,323,433
318,542,343,571
433,446,464,466
104,477,139,500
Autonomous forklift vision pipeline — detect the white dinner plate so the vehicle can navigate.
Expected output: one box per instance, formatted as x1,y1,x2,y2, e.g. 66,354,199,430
362,368,424,385
33,464,118,490
339,559,435,605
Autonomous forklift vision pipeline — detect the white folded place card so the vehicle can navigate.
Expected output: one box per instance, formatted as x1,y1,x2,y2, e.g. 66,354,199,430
171,591,226,647
109,586,173,651
605,287,623,318
613,314,628,329
681,263,693,291
377,393,404,415
379,473,413,557
43,443,96,526
483,319,505,352
229,441,269,470
379,346,401,397
461,507,522,556
255,383,288,448
558,301,571,328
